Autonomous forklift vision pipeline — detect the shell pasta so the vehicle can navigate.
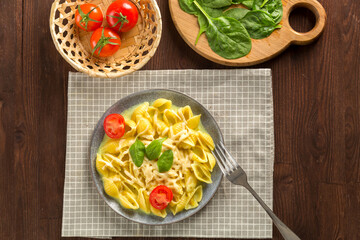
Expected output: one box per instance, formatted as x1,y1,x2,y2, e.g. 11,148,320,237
96,98,216,217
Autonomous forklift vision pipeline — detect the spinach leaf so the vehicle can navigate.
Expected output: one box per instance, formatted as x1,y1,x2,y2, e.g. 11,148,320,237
240,10,281,39
145,138,167,160
196,3,225,44
178,0,198,14
194,0,252,59
258,0,270,7
224,8,250,20
235,0,254,9
157,150,174,172
179,0,226,16
203,17,252,59
179,0,225,45
253,0,283,24
195,13,208,45
202,5,226,17
201,0,232,8
129,139,145,167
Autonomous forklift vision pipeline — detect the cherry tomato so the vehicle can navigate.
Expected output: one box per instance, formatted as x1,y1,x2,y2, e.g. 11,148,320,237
149,185,173,210
75,3,103,32
90,27,121,57
103,114,125,139
106,0,139,32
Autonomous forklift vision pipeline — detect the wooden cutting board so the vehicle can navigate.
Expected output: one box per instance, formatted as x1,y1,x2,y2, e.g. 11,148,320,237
169,0,326,66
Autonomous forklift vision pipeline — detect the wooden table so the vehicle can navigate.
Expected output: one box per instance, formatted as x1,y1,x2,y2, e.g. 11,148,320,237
0,1,359,240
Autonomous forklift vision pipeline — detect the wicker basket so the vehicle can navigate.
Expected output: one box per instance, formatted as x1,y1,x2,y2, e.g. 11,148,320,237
50,0,162,78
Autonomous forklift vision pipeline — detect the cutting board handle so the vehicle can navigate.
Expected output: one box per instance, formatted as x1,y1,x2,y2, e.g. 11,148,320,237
283,0,327,45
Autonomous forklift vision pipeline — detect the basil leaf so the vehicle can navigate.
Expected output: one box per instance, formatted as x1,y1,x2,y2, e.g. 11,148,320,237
130,139,145,167
194,1,252,59
253,0,283,24
145,138,167,160
157,150,174,173
224,8,250,20
240,10,281,39
201,0,232,8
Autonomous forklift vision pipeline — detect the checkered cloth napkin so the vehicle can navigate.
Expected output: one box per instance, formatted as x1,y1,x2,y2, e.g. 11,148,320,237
62,69,274,238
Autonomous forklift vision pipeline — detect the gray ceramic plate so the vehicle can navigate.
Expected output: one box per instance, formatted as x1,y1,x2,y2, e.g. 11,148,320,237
89,89,223,225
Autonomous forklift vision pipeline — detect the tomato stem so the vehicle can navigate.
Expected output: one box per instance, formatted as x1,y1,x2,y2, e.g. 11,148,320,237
91,28,120,56
107,13,129,31
78,5,102,31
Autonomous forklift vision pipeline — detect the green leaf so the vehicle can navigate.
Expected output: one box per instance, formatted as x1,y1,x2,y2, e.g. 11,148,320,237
238,0,254,9
195,12,208,45
194,0,252,59
130,139,145,167
202,5,226,17
201,0,232,8
223,8,250,20
179,0,198,14
179,0,225,17
253,0,283,24
206,17,252,59
157,150,174,173
260,0,270,7
179,0,225,45
240,10,281,39
145,138,167,160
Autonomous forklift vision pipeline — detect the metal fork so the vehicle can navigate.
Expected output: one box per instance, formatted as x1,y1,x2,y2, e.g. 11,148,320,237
213,142,301,240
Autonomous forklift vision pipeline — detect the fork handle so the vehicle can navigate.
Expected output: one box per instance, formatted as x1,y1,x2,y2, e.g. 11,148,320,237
244,183,301,240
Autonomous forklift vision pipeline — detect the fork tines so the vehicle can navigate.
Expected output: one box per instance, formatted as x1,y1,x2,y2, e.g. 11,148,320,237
213,142,239,175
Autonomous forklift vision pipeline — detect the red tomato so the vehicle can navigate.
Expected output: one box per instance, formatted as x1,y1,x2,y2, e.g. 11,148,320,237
90,28,121,57
106,0,139,32
149,185,173,210
75,3,103,32
103,114,125,139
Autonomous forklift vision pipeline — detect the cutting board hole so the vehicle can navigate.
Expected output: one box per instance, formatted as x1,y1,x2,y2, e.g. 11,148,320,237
289,7,316,33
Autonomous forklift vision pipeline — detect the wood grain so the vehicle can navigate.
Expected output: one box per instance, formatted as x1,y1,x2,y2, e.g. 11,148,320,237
0,0,359,240
169,0,326,66
0,0,22,239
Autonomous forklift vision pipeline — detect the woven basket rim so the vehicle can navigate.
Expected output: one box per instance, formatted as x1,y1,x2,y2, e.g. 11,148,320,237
49,0,162,79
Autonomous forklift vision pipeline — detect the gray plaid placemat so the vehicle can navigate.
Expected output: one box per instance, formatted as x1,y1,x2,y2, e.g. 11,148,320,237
62,69,274,238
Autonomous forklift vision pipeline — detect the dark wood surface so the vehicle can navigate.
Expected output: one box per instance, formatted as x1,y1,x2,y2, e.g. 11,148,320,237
0,0,359,239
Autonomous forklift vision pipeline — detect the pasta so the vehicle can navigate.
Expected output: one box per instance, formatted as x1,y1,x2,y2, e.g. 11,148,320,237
96,98,216,217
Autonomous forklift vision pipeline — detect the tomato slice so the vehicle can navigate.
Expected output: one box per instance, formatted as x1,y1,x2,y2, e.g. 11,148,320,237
149,185,173,210
104,114,125,139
